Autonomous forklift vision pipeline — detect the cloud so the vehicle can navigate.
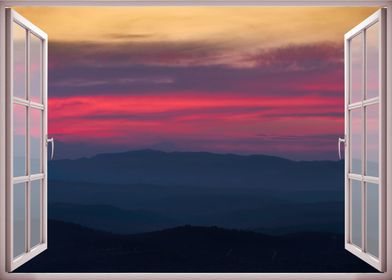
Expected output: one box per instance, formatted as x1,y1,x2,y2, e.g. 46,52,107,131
14,6,374,160
48,94,343,156
49,94,342,120
107,33,155,40
48,41,344,101
49,39,342,69
52,77,174,88
49,40,231,69
47,40,344,160
244,42,343,69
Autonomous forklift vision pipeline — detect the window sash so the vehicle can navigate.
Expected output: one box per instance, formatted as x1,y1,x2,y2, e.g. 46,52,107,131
5,8,48,272
344,8,386,272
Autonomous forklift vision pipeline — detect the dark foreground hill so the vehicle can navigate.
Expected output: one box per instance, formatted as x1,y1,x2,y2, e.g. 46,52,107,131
16,220,376,273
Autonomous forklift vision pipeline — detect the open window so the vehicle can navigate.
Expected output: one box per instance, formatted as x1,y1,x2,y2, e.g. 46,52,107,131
343,8,386,271
0,5,389,276
5,9,49,271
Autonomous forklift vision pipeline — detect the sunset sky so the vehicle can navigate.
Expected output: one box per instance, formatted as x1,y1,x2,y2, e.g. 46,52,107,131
16,7,378,160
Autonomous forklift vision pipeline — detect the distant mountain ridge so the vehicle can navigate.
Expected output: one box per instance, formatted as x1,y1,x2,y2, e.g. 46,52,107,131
48,149,344,234
49,149,344,190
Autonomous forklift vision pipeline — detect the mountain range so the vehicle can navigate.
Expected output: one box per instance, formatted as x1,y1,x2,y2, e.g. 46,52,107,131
49,149,344,190
47,149,344,234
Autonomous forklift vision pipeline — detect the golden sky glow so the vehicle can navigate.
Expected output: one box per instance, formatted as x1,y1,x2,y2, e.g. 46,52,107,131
16,7,377,47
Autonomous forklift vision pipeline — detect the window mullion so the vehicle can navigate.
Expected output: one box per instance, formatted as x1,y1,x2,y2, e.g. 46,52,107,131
25,29,31,253
378,11,387,269
361,29,367,253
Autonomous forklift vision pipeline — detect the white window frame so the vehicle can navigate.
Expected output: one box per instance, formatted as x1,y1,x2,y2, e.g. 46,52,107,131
344,9,386,271
0,1,391,280
5,9,48,272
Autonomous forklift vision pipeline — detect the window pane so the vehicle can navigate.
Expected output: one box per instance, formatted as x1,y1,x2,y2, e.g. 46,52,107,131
31,109,42,174
351,180,362,248
13,23,26,100
350,109,362,174
31,180,41,248
30,34,42,103
366,104,379,177
366,22,380,100
14,182,26,258
350,33,363,103
366,182,379,258
14,104,26,177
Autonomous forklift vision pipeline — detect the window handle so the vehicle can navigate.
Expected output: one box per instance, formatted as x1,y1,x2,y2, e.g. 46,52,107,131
338,137,346,160
46,137,55,160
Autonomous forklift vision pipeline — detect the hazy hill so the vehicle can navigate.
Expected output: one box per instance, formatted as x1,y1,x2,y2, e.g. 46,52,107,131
49,149,344,190
47,150,344,234
49,203,179,234
48,200,343,234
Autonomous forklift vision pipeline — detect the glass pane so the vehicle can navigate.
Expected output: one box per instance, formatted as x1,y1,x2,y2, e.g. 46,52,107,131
31,180,41,248
350,109,362,174
14,104,26,177
14,183,25,258
31,109,42,174
30,34,42,103
366,22,380,100
13,23,26,99
366,104,379,177
366,182,379,258
351,180,362,248
350,33,363,103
